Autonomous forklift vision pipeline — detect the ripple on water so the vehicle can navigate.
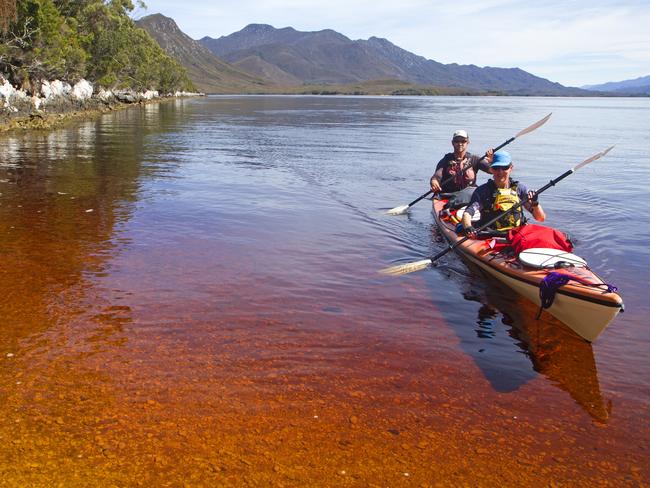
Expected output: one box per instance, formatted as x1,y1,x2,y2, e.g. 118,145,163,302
1,96,649,485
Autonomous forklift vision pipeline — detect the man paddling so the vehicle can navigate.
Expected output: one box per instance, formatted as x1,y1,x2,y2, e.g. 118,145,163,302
430,130,492,193
461,151,545,238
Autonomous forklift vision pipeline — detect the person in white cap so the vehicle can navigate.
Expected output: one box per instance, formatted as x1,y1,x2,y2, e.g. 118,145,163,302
430,129,492,193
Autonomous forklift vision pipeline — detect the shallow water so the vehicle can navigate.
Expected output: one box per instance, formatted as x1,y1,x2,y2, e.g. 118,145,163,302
0,96,648,485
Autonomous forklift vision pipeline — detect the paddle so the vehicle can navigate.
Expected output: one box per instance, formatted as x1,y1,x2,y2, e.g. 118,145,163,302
386,113,552,215
381,146,615,276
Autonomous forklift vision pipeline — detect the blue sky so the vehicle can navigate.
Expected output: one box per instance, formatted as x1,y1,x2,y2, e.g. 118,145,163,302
135,0,650,87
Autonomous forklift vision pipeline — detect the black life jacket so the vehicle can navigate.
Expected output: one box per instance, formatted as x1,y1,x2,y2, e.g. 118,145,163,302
440,154,476,192
479,179,524,231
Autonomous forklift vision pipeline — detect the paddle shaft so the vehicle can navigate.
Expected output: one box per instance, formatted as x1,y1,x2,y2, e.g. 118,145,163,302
429,168,574,263
407,189,433,207
493,137,515,152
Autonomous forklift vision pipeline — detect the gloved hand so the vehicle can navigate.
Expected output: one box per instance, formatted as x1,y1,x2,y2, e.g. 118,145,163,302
528,190,539,207
463,225,477,238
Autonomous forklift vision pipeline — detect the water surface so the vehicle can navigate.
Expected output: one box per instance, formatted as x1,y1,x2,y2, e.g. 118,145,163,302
0,96,648,485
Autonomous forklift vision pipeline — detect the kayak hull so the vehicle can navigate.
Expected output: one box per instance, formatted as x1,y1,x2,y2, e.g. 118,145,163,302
433,199,623,342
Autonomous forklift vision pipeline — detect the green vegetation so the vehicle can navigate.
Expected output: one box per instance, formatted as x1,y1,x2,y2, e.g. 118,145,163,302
249,79,485,96
0,0,193,93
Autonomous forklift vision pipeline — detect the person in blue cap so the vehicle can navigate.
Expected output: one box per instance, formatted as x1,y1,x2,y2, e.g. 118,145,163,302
460,151,545,238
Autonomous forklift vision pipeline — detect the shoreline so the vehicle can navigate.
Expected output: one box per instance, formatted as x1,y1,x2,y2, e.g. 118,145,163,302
2,88,645,133
0,77,204,133
0,94,204,133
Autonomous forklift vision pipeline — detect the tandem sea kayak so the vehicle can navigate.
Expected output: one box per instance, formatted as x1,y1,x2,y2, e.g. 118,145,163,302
432,198,624,342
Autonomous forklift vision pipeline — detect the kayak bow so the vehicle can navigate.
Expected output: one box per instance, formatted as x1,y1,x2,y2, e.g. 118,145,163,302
432,198,624,342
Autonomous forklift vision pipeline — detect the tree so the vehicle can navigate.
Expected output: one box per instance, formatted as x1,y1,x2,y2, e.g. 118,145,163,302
1,0,86,85
0,0,192,93
0,0,17,34
78,1,192,91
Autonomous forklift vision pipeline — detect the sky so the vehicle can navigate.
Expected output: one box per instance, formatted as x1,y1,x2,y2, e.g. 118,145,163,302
134,0,650,87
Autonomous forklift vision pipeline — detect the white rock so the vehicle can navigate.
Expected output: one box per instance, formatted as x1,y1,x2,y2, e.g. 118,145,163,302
0,77,16,106
52,80,71,97
97,88,114,101
72,79,93,100
40,80,52,99
16,89,28,101
174,91,201,97
0,77,14,97
42,79,71,99
142,90,159,100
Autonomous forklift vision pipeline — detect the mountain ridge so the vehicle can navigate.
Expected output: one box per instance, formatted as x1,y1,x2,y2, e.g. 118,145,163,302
199,23,588,95
136,14,270,93
583,75,650,95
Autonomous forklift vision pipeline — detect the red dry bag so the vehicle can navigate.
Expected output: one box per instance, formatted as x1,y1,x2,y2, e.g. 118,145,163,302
507,224,573,254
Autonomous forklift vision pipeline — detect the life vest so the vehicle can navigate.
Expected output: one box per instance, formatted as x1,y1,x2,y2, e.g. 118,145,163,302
481,180,523,231
441,155,476,192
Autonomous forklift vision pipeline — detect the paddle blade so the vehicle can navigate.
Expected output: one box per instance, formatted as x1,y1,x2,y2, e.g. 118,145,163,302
515,112,552,138
574,145,615,171
380,258,432,276
386,204,410,215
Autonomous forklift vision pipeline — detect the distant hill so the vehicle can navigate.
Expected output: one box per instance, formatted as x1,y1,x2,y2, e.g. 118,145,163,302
583,75,650,95
136,14,270,93
199,24,588,96
266,79,483,96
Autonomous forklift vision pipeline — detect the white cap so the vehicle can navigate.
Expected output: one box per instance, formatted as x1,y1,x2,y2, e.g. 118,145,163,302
452,130,468,139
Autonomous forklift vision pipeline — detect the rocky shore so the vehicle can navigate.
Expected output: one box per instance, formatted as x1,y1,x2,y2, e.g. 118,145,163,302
0,77,203,131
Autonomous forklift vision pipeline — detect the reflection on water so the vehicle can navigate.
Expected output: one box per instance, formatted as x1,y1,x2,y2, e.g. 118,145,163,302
459,262,609,423
430,216,609,422
0,96,647,485
0,104,184,352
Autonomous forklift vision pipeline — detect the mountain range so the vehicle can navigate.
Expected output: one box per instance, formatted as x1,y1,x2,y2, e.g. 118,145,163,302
582,75,650,95
136,14,270,93
138,14,594,96
198,23,588,96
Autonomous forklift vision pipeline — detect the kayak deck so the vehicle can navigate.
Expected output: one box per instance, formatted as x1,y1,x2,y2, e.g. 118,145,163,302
433,198,623,342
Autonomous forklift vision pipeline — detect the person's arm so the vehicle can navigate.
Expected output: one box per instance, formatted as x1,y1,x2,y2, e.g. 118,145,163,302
461,210,474,235
461,204,480,238
527,190,546,222
520,184,546,222
476,149,494,174
430,159,445,192
461,190,483,238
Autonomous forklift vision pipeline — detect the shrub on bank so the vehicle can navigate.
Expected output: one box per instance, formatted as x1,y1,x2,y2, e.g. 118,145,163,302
0,0,194,96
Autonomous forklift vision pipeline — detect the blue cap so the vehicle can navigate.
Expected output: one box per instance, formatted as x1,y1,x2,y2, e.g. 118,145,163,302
491,151,512,168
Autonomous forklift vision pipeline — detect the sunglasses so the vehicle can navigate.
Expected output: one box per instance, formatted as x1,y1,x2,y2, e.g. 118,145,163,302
452,139,468,144
492,165,512,171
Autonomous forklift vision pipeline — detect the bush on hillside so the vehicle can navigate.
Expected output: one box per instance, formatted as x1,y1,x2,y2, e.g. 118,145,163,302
0,0,193,93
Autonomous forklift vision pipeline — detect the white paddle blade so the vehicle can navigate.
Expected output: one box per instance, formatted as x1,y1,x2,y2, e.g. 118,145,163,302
515,112,552,138
574,145,615,171
380,258,432,276
386,204,410,215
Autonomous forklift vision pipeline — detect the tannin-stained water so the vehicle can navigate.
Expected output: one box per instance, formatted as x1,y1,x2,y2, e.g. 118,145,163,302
0,96,648,485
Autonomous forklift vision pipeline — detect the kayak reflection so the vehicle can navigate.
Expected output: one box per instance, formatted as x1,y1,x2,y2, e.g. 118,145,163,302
438,256,610,424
